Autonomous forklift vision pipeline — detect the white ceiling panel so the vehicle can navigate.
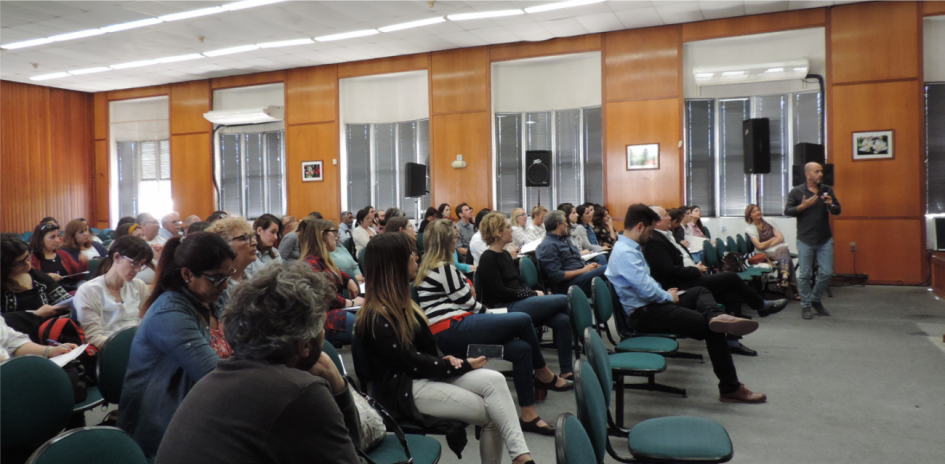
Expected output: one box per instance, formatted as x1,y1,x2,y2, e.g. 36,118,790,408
656,2,704,24
538,17,591,37
614,7,665,29
7,1,87,17
744,1,790,15
575,12,626,33
788,1,834,10
698,2,746,20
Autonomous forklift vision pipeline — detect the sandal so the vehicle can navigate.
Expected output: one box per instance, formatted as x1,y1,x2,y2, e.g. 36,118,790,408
519,416,555,436
534,374,573,392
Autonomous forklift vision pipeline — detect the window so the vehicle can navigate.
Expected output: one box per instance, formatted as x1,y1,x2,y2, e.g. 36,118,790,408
217,128,286,219
684,91,823,217
345,119,430,218
117,140,171,218
494,106,603,215
927,83,945,214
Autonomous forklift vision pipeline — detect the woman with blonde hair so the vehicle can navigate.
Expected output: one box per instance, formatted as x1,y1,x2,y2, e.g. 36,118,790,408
205,217,259,357
506,207,528,253
415,219,571,436
523,205,547,244
299,218,362,345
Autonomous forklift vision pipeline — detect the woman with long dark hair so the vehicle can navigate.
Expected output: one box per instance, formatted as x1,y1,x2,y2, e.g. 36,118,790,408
118,232,236,458
592,206,617,248
28,222,82,289
436,203,451,221
351,207,376,255
248,214,283,277
299,218,362,345
1,233,70,317
418,207,438,233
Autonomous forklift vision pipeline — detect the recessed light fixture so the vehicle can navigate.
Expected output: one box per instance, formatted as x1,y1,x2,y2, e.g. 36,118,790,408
49,29,106,42
222,0,287,11
765,67,784,73
722,71,745,76
203,44,260,57
315,29,379,42
100,18,164,33
111,60,158,70
30,72,70,81
447,10,525,21
159,7,224,22
379,17,446,33
258,38,314,48
1,37,54,50
524,0,607,14
155,54,206,63
69,67,112,75
695,72,713,79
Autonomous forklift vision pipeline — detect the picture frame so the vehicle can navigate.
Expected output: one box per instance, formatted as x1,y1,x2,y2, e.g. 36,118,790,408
852,130,894,161
302,161,323,182
626,143,660,170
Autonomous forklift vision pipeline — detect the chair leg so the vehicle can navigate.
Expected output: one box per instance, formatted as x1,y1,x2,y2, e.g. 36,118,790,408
664,351,705,363
622,373,687,398
615,375,625,429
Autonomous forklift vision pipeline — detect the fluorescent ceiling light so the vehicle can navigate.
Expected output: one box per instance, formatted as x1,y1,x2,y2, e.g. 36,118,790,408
693,59,810,87
695,72,713,79
49,29,106,42
722,71,745,76
223,0,287,11
160,7,224,22
258,38,314,48
447,10,525,21
69,67,111,75
204,44,260,56
30,72,70,81
765,67,784,73
101,18,164,33
155,54,206,63
794,67,808,72
525,0,607,14
315,29,379,42
379,17,446,32
111,60,158,69
1,37,54,50
204,106,285,125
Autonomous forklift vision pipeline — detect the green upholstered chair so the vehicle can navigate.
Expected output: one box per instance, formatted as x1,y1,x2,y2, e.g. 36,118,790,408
472,271,482,302
90,228,100,235
322,339,347,375
567,287,595,360
1,356,75,451
590,278,680,354
416,232,424,253
102,239,114,250
26,426,147,464
519,256,540,291
22,231,34,242
74,385,104,413
87,257,104,279
366,433,441,464
358,248,366,266
555,413,597,464
726,236,739,255
715,239,759,280
703,240,718,272
574,360,734,464
97,327,136,405
736,234,749,254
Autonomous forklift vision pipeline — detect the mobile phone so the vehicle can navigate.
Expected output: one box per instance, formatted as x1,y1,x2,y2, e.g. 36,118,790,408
467,344,504,360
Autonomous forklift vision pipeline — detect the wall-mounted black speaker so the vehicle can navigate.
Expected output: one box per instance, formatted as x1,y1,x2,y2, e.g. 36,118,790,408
404,162,427,198
794,143,826,166
743,118,771,174
792,164,834,187
525,150,551,187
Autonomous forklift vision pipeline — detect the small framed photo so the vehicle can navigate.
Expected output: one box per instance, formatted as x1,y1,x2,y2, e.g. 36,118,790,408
302,161,323,182
626,144,660,170
852,130,894,161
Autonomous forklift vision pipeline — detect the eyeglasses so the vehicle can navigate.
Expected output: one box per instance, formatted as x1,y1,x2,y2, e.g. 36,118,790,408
13,252,31,267
118,254,145,270
199,268,237,287
229,234,256,244
39,223,58,232
322,229,338,235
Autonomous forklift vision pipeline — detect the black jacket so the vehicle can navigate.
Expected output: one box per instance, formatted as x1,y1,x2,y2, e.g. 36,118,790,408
642,231,701,290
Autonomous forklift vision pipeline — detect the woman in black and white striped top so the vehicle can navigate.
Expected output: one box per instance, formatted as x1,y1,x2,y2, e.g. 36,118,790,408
414,220,573,436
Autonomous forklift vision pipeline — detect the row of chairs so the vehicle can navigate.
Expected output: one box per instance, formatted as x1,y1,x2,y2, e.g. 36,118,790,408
17,228,114,243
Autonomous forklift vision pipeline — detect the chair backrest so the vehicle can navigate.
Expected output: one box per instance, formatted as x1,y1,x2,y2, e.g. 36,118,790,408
582,328,613,409
90,228,100,235
1,356,75,449
322,339,346,376
102,239,115,250
350,330,374,390
714,238,727,263
416,232,424,252
567,287,594,352
744,234,755,253
358,248,366,265
472,271,482,302
345,236,356,256
606,280,635,337
342,238,352,254
726,236,738,254
590,277,612,327
87,257,103,279
573,360,607,464
519,257,539,290
702,240,717,268
736,235,748,254
26,426,147,464
22,231,34,241
97,327,137,405
555,413,598,464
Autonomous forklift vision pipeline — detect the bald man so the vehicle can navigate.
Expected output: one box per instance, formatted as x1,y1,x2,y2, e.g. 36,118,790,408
785,162,841,320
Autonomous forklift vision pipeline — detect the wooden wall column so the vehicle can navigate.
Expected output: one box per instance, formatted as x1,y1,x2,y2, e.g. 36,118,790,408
170,80,214,219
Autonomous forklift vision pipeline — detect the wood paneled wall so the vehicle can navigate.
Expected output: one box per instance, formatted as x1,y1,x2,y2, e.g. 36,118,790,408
1,81,93,233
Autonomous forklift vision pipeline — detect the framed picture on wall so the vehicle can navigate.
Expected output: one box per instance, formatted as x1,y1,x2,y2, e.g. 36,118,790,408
626,144,660,170
852,130,894,161
302,161,323,182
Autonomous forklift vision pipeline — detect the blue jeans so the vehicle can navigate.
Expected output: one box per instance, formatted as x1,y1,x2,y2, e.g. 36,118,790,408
326,311,356,345
506,294,573,375
556,265,608,296
691,250,704,264
434,312,546,407
796,238,833,308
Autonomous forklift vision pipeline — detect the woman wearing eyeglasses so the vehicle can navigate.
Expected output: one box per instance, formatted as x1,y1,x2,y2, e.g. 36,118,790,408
299,218,362,346
118,232,236,458
28,221,83,291
206,217,261,357
506,207,529,254
73,236,154,349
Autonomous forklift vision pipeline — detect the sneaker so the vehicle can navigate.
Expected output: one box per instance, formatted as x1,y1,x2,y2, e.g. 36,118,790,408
812,301,831,316
757,299,788,317
801,306,812,319
720,384,767,403
708,314,759,336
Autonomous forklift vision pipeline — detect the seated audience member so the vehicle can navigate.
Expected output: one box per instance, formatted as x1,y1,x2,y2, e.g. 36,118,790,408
182,215,201,233
469,208,491,266
558,203,600,253
113,224,157,284
1,317,76,361
1,233,71,319
156,263,361,464
281,215,299,236
416,220,571,436
77,218,104,244
385,216,417,241
159,212,182,240
418,207,438,233
688,205,710,239
118,232,236,457
437,203,452,220
330,236,363,285
478,212,573,378
452,223,476,274
116,216,137,228
61,218,108,267
338,210,354,243
28,222,83,291
247,214,283,278
454,203,475,259
605,204,767,404
206,217,261,357
298,218,361,345
357,233,537,463
40,216,59,227
745,204,798,298
535,210,607,296
74,237,153,349
138,213,166,250
506,207,529,254
351,207,377,255
643,206,787,322
523,205,547,244
668,208,690,248
184,221,209,235
116,223,145,240
385,207,406,221
577,204,608,251
592,206,618,248
308,211,325,219
375,209,387,234
279,213,316,263
205,211,229,223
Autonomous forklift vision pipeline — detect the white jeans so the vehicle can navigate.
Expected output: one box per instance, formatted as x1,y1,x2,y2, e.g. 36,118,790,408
412,369,529,463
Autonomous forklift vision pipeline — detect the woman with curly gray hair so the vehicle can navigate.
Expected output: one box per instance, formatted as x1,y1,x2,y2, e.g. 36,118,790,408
156,262,361,464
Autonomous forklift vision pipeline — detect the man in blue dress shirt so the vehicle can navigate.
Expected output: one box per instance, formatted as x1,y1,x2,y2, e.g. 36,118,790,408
605,204,766,404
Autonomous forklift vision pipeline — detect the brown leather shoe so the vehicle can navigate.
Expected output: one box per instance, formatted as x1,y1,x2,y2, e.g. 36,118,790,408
708,314,759,336
720,384,767,404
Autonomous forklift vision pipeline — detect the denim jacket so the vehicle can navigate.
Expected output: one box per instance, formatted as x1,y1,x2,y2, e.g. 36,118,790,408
118,288,219,457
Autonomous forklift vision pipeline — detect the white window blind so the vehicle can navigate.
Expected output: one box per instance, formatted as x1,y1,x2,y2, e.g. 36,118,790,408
525,112,553,210
719,99,751,217
928,83,945,214
685,100,716,216
117,140,171,218
217,130,285,219
755,95,788,215
555,109,582,207
496,113,523,215
583,107,603,206
374,123,398,212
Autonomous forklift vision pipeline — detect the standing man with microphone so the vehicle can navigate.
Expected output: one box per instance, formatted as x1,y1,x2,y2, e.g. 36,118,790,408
785,162,841,320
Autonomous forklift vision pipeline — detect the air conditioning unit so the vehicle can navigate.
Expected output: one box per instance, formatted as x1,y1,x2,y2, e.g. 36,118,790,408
927,216,945,251
203,106,284,125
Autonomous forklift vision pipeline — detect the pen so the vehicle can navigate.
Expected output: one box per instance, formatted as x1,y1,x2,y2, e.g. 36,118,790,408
46,339,61,346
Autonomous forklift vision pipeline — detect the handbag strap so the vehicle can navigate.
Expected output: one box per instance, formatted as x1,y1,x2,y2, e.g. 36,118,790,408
356,391,414,464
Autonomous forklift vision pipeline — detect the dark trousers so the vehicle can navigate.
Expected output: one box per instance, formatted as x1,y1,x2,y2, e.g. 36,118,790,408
690,271,765,316
630,286,740,394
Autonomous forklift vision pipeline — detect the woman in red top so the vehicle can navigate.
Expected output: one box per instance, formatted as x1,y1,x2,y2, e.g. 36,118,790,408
298,218,363,346
29,222,83,291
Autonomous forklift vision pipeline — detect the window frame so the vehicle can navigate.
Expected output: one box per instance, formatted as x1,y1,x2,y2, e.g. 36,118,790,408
117,139,172,219
214,125,287,220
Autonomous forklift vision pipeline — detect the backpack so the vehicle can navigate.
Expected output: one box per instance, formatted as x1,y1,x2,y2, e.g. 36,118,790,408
39,318,99,402
721,252,748,273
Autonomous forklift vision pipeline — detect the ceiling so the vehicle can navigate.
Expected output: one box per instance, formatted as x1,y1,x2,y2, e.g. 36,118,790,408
0,1,858,93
